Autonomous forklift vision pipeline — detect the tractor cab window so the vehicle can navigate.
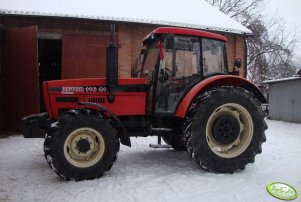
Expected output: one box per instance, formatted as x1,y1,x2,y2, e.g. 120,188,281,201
155,35,201,113
173,36,201,77
202,39,226,76
141,42,160,80
162,36,201,77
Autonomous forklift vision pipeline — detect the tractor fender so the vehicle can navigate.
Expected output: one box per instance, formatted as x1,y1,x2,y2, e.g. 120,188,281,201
175,75,266,118
80,102,131,147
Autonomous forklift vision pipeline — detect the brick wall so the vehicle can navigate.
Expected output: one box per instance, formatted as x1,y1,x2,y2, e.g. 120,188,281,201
117,24,132,77
224,34,246,77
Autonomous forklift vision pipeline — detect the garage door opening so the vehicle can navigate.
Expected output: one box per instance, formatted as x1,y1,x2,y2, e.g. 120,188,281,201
38,38,62,112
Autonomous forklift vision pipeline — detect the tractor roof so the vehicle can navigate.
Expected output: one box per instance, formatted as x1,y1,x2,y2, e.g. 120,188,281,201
143,27,227,45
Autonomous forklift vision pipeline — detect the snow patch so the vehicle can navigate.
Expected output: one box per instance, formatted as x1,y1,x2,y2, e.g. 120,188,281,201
0,120,301,201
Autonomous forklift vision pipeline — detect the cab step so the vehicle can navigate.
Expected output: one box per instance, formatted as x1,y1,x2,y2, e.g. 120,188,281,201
149,135,171,149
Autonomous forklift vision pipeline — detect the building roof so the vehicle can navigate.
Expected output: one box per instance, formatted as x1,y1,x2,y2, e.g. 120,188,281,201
0,0,252,35
263,76,301,84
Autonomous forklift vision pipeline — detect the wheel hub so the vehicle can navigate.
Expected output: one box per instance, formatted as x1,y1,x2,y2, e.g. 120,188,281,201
212,115,240,144
64,128,105,168
206,103,254,158
76,139,91,154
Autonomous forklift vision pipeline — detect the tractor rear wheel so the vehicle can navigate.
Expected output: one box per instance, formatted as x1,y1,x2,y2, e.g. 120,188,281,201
162,124,186,151
162,135,186,151
185,87,267,173
43,109,119,181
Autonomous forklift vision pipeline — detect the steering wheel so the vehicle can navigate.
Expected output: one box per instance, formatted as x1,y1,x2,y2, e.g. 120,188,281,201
159,67,171,83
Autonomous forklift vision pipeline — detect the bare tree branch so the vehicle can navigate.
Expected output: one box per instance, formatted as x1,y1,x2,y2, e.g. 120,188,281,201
205,0,299,84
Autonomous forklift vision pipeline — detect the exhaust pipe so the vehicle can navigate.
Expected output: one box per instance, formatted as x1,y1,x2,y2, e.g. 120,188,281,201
106,24,118,102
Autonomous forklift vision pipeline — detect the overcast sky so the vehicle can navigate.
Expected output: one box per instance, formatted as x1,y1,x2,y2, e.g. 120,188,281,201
265,0,301,58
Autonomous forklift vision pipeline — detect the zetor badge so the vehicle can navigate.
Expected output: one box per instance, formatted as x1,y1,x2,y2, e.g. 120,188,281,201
61,86,107,94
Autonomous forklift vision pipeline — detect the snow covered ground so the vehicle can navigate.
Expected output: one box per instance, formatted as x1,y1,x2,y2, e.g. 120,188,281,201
0,119,300,202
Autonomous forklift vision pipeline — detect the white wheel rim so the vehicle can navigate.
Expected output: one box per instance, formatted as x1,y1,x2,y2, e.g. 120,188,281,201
64,127,105,168
206,103,253,158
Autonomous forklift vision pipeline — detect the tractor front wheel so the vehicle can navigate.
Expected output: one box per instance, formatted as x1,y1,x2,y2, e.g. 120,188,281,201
44,109,119,181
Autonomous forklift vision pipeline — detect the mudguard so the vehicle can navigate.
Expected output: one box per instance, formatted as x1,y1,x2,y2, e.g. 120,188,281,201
176,75,266,118
80,102,131,147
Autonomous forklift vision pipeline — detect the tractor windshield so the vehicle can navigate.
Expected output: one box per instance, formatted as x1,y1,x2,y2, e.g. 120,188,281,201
140,42,160,80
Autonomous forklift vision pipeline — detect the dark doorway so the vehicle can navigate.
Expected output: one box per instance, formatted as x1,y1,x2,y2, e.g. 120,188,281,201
38,39,62,111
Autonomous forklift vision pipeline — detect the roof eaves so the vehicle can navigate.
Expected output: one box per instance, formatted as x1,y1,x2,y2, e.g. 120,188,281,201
0,9,252,35
263,76,301,84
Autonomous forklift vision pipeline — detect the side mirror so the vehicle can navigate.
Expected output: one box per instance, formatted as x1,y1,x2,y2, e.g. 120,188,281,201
159,68,169,83
140,49,145,64
234,58,242,68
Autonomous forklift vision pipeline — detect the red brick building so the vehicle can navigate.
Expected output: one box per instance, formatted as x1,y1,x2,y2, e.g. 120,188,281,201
0,0,251,130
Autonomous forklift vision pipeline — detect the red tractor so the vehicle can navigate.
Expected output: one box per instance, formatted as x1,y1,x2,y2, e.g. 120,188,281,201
22,25,267,181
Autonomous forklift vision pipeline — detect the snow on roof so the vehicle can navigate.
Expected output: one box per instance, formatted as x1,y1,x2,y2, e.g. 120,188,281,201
0,0,252,35
263,76,301,84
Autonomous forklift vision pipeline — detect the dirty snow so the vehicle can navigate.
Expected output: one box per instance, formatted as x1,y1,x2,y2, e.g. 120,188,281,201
0,119,300,202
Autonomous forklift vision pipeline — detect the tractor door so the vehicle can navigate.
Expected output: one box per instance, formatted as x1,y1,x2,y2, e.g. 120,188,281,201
140,40,161,114
154,35,202,114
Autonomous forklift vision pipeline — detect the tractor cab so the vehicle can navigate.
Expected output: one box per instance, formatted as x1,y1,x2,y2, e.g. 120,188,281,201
139,27,228,114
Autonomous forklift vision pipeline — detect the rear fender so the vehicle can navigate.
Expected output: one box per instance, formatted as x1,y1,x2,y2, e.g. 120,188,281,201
80,102,131,147
176,75,266,118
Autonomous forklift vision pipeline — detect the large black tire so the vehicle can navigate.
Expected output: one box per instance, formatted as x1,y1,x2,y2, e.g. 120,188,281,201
44,109,120,181
162,135,186,151
162,124,186,151
185,87,267,173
